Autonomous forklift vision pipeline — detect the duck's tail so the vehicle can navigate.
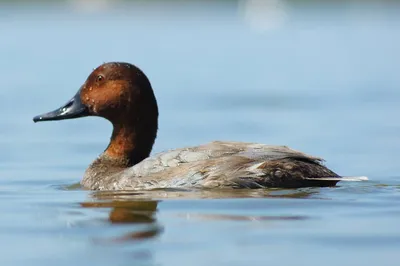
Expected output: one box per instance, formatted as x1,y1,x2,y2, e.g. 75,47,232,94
304,176,369,182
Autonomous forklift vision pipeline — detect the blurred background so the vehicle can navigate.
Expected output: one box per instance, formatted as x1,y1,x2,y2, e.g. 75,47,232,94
1,0,400,265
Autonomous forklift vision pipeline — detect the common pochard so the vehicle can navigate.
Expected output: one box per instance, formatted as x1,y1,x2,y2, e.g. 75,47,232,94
33,62,366,190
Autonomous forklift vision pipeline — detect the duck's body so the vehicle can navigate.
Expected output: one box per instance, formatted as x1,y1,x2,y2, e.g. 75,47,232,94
82,141,339,190
33,62,364,190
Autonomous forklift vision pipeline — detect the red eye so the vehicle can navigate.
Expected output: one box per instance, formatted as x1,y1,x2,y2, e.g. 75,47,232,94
96,75,104,82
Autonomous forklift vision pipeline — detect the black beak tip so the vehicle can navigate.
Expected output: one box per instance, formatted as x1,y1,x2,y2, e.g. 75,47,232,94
32,89,89,123
33,116,41,123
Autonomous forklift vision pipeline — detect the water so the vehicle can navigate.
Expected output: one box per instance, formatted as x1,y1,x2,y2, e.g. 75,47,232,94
1,1,400,265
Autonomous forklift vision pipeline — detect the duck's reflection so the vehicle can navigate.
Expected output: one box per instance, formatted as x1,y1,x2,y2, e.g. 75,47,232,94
87,187,320,200
80,196,162,243
78,188,319,244
109,207,156,224
75,187,322,266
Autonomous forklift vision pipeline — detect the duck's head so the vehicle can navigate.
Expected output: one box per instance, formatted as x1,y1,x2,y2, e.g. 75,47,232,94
33,62,158,124
33,62,159,165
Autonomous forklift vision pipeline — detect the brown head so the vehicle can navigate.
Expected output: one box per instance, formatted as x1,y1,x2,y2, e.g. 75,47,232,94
33,62,159,166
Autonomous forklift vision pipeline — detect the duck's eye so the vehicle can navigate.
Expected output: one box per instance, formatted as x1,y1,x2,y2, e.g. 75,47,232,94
96,75,104,82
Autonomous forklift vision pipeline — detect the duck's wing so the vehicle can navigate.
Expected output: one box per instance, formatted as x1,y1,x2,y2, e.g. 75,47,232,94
110,141,356,189
127,141,322,176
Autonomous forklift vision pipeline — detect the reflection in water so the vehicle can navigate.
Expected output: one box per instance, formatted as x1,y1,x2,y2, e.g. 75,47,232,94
80,199,162,243
80,199,158,211
92,225,163,244
80,187,322,237
178,213,308,222
89,187,321,200
78,188,318,244
109,208,156,224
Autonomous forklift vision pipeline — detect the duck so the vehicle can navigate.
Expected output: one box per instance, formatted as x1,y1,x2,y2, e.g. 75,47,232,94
33,62,366,190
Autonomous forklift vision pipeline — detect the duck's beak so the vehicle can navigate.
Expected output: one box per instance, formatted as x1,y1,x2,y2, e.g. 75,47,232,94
33,90,89,123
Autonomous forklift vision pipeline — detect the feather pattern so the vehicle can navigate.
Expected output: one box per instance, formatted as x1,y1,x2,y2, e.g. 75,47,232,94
81,141,360,190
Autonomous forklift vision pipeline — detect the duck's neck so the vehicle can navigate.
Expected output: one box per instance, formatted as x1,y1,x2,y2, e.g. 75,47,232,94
103,121,157,167
82,120,157,189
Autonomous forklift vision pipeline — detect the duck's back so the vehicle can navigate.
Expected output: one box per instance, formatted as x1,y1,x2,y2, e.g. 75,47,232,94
86,141,340,190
